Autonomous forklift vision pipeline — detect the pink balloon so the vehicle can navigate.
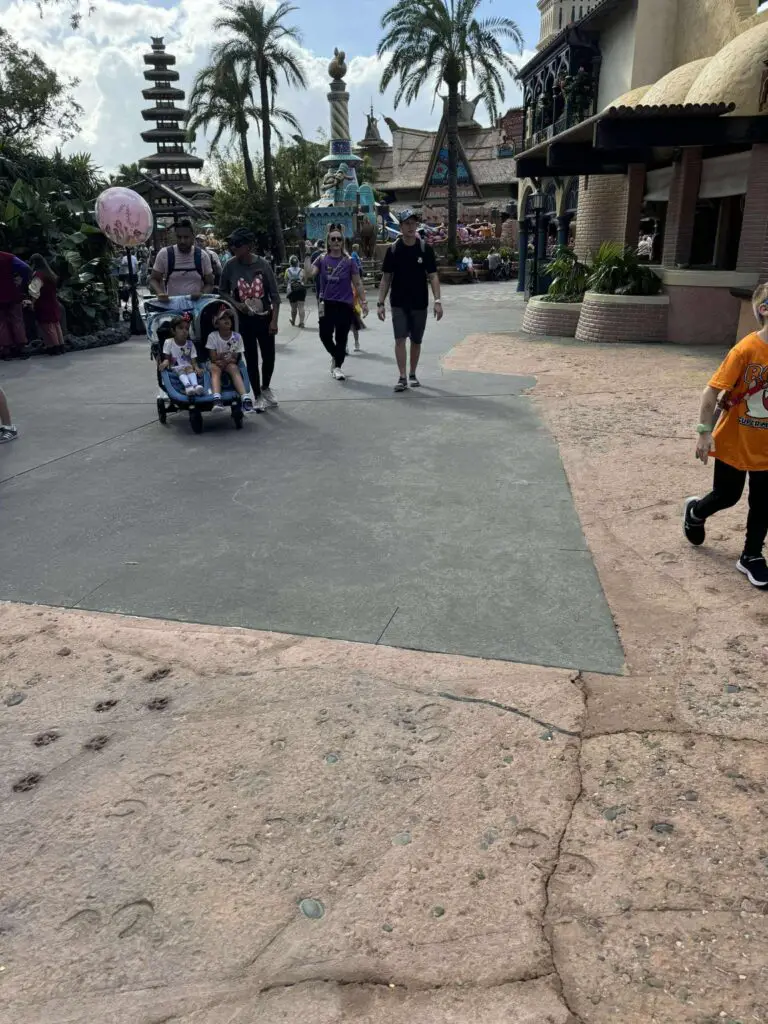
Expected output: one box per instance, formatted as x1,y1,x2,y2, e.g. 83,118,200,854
95,187,153,247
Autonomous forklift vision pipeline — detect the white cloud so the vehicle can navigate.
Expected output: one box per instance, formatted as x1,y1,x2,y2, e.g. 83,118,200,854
3,0,526,175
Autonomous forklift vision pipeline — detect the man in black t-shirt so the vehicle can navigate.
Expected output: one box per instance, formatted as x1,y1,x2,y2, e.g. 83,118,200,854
377,209,443,392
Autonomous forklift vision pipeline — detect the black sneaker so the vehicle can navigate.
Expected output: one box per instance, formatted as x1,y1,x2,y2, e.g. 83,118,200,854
409,374,421,388
737,555,768,588
683,497,705,546
394,377,408,393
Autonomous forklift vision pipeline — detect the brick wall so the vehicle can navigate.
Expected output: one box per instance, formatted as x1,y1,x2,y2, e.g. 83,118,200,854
738,145,768,275
574,176,629,260
662,149,703,268
499,108,524,149
575,295,670,343
522,299,581,338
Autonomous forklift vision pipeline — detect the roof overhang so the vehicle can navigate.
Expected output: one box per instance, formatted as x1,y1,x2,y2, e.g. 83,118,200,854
514,103,768,179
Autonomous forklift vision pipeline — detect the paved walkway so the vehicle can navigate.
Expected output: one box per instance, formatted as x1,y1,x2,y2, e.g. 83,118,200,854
0,284,621,673
2,315,767,1024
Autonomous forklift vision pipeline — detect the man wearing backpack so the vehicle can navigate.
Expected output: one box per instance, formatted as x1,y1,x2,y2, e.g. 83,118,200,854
149,219,214,299
377,209,442,392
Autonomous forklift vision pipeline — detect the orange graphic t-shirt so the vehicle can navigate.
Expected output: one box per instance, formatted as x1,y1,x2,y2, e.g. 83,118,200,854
710,332,768,472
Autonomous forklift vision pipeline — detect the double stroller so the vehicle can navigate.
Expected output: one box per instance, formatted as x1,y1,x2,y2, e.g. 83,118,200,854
147,295,251,434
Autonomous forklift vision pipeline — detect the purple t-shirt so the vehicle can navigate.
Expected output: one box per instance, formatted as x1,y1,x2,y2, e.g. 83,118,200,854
319,255,355,305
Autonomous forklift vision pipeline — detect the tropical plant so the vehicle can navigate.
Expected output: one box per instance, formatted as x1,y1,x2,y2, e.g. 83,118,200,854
0,28,83,144
207,155,270,243
211,0,308,263
543,245,590,303
586,241,663,297
108,162,141,187
188,54,301,200
378,0,522,253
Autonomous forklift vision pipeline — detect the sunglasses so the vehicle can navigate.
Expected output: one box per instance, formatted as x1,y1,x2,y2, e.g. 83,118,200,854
329,235,343,242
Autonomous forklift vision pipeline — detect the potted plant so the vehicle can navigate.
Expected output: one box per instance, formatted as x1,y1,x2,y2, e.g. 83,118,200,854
576,242,669,343
522,245,588,337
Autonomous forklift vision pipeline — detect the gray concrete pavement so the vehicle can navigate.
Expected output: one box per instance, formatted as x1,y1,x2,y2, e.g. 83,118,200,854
0,284,622,673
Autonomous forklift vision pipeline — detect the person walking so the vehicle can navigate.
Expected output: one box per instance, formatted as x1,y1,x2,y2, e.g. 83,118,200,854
27,254,66,355
219,227,281,413
0,250,30,360
377,209,442,392
0,385,18,442
284,255,307,327
149,220,214,299
311,226,368,382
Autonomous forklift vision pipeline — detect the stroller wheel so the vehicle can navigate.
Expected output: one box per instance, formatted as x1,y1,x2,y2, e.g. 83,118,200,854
157,398,167,424
189,409,204,434
232,404,244,429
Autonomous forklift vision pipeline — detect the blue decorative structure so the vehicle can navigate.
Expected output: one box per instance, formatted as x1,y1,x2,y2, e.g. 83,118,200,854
305,49,377,245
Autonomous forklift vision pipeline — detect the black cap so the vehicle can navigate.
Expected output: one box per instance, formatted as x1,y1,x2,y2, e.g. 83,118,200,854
228,227,254,247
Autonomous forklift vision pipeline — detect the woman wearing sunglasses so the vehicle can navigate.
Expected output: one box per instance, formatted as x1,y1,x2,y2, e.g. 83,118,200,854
311,225,368,380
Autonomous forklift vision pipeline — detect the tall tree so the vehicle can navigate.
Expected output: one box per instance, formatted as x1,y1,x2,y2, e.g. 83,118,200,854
187,54,300,200
108,162,141,187
378,0,522,251
0,28,82,144
212,0,308,263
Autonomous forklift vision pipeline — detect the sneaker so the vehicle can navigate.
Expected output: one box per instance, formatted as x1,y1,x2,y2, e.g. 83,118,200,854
394,377,408,393
0,424,18,443
212,399,225,412
254,395,267,413
332,367,346,381
242,396,254,413
185,386,195,396
683,497,705,546
737,555,768,588
409,374,421,388
262,386,278,408
194,384,205,395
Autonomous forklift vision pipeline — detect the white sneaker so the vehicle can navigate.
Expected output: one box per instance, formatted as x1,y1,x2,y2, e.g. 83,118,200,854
332,367,346,381
254,395,267,413
194,384,205,395
262,386,278,408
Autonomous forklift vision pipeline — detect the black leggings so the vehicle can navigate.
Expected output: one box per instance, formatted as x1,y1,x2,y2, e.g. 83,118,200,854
694,459,768,557
319,300,352,368
240,315,275,394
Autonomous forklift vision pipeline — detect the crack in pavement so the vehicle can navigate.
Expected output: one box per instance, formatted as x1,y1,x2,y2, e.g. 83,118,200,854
437,690,581,737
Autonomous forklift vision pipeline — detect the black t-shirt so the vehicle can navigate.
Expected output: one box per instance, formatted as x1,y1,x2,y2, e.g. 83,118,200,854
382,240,438,310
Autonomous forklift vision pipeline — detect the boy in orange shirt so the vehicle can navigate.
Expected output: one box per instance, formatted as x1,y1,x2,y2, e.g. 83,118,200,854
684,282,768,587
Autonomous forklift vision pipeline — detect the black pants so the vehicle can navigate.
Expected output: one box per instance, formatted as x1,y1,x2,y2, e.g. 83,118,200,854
694,459,768,558
240,315,275,395
319,301,352,368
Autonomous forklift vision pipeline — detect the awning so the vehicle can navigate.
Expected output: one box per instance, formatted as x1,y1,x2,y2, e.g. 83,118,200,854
514,102,768,179
643,151,750,202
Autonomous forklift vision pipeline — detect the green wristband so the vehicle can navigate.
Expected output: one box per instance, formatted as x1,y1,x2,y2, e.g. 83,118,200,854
696,423,714,434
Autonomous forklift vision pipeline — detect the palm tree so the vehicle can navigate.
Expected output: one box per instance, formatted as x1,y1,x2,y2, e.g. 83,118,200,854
212,0,307,262
108,162,141,187
378,0,522,251
187,55,300,200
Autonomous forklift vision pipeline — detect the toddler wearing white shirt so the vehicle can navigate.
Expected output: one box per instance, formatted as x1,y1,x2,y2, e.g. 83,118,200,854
160,317,204,395
205,308,250,412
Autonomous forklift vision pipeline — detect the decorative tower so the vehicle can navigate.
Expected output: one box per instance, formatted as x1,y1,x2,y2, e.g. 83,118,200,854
139,37,210,221
537,1,600,49
319,49,362,174
356,105,389,155
304,48,376,245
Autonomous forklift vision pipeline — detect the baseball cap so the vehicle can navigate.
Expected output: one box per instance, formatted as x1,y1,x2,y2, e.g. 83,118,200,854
227,227,254,247
397,208,420,224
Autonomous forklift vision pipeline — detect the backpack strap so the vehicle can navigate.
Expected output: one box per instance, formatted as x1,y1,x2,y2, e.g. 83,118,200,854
193,246,203,277
165,245,175,278
165,245,204,281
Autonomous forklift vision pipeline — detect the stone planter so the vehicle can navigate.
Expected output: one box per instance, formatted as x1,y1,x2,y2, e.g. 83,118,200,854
575,291,670,344
522,296,582,337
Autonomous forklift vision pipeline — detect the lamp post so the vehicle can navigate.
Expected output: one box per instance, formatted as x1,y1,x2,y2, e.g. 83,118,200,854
529,189,546,297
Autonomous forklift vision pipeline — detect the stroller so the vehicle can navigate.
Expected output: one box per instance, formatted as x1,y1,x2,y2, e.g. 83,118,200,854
146,295,251,434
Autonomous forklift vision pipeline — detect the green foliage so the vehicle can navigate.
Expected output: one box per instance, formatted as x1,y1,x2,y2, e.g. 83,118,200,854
586,241,663,297
0,28,83,144
272,137,327,222
209,156,270,241
108,163,141,187
0,141,117,336
543,245,590,303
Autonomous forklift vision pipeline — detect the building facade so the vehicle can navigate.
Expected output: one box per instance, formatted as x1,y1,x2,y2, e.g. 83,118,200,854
517,0,768,345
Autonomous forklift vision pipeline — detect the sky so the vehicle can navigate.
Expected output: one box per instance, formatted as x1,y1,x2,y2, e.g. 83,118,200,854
1,0,540,176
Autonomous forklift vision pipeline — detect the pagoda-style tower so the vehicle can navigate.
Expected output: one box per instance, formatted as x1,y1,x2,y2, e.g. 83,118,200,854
139,37,210,221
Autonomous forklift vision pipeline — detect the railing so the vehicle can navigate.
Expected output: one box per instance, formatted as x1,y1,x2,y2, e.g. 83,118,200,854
522,108,593,155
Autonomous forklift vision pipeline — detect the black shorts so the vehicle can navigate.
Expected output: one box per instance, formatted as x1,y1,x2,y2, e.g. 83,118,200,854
391,306,428,344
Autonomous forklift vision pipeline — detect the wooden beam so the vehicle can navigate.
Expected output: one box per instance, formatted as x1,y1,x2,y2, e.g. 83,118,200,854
547,141,650,169
595,114,768,150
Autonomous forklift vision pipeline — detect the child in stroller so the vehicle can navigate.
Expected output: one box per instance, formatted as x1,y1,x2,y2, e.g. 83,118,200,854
206,306,251,413
159,316,205,396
